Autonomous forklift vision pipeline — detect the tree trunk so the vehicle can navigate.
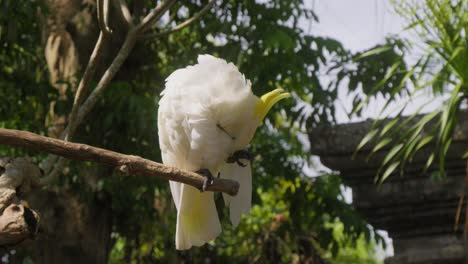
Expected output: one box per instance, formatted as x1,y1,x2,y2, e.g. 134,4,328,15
27,184,112,264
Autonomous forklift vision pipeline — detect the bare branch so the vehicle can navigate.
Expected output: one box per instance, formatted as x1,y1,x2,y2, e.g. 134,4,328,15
137,0,176,34
70,28,138,137
113,0,133,27
144,0,216,39
0,128,240,196
103,0,111,32
64,32,107,141
97,0,113,34
42,32,108,175
43,1,110,175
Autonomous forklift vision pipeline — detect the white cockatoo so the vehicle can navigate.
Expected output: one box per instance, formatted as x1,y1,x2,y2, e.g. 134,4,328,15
158,54,289,250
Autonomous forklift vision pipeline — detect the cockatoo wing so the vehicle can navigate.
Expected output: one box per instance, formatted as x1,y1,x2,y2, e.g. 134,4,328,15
221,161,252,227
158,110,223,250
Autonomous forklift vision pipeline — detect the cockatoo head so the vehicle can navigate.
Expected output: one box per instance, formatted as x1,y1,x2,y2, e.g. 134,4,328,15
162,54,290,151
225,86,290,150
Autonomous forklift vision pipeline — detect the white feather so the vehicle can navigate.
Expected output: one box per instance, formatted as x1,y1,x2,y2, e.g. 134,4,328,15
175,183,221,249
221,161,252,227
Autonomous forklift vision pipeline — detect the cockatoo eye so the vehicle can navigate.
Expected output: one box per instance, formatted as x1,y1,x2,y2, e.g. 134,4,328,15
216,123,236,140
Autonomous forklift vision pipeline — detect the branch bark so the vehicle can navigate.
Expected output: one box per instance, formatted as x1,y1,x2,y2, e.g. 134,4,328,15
143,0,216,39
43,30,109,177
0,157,41,246
0,128,239,196
64,31,107,141
97,0,112,35
113,0,133,27
137,0,176,33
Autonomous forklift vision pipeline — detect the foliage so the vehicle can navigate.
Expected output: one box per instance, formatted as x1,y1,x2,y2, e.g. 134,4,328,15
0,0,56,157
346,0,468,183
0,0,388,263
0,2,54,259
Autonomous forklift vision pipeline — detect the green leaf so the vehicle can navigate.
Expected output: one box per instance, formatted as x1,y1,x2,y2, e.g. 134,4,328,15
354,46,392,61
379,118,399,137
462,151,468,159
265,29,295,50
441,138,453,158
425,153,436,170
379,161,400,184
370,137,392,154
402,133,420,163
354,129,378,154
440,87,462,144
414,135,434,152
382,143,404,166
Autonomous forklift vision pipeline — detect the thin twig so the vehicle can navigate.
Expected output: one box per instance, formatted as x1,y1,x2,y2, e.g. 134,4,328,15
43,0,111,177
455,192,464,231
43,29,135,182
70,28,138,135
97,0,113,34
465,202,468,240
0,128,239,196
137,0,176,33
113,0,133,27
103,0,111,33
143,0,216,39
42,32,108,175
464,160,468,264
64,32,107,141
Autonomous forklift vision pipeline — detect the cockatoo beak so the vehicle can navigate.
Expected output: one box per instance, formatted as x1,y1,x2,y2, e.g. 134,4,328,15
255,88,291,122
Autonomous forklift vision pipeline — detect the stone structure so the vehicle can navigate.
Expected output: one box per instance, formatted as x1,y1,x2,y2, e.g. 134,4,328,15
310,110,468,264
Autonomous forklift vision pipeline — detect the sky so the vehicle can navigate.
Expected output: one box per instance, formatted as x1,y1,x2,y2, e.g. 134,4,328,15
309,0,404,52
307,0,445,125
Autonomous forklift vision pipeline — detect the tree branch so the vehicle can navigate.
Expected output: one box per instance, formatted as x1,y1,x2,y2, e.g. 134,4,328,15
42,32,108,176
64,32,107,142
97,0,112,35
71,28,138,135
137,0,176,33
112,0,133,27
143,0,216,39
0,128,239,196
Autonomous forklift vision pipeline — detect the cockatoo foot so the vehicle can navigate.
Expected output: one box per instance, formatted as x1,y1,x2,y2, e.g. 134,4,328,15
196,168,215,191
227,149,254,167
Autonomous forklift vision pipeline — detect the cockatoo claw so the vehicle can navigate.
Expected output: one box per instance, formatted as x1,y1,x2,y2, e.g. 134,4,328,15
227,149,254,167
196,168,214,192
